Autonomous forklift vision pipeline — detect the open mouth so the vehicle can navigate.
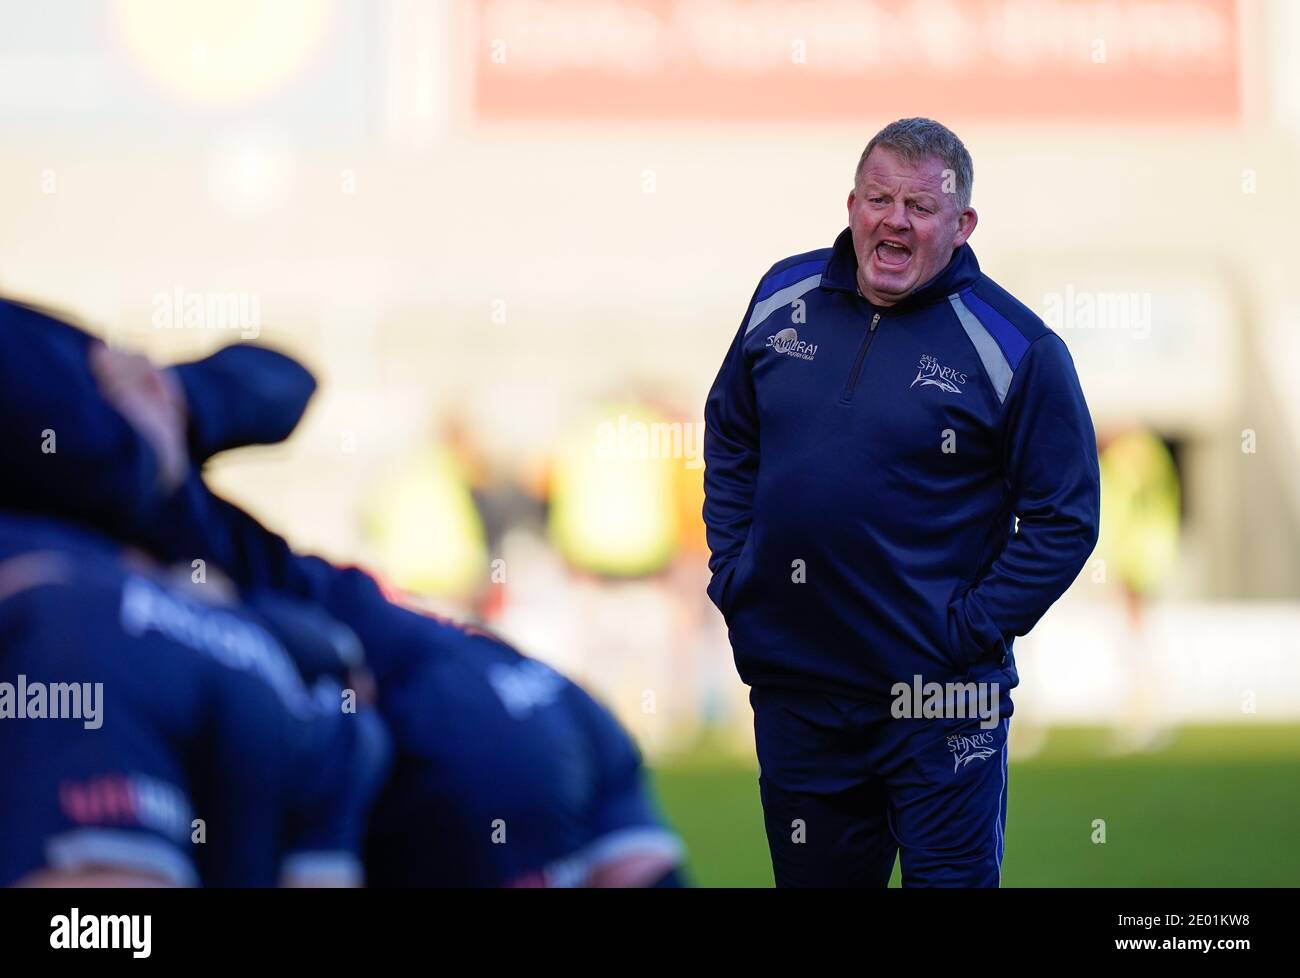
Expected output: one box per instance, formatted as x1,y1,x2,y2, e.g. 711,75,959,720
874,240,912,267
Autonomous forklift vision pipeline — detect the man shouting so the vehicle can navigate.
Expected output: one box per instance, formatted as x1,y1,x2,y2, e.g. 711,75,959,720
703,117,1100,887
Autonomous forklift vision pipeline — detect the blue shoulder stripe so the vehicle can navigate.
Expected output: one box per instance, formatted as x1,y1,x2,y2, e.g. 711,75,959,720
745,271,822,336
755,258,825,302
961,291,1031,370
948,289,1031,404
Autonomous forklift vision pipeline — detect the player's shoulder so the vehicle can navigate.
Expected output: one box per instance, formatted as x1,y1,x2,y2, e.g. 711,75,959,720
955,272,1068,372
738,246,835,337
0,298,99,390
753,245,834,301
0,297,91,340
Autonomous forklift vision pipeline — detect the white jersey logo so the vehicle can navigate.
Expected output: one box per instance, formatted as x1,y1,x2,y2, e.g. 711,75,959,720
766,327,817,362
947,730,998,772
911,354,966,394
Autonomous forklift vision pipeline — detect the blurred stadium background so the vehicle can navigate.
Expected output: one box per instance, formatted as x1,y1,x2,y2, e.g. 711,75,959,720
2,0,1298,885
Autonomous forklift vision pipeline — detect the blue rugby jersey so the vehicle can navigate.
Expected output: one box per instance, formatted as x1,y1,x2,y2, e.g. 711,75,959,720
127,485,685,885
704,230,1100,701
0,512,387,886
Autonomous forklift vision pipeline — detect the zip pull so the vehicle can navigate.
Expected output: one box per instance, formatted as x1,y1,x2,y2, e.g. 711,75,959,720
840,312,883,403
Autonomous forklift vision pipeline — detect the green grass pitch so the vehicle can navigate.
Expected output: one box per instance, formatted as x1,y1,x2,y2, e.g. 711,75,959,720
650,725,1300,887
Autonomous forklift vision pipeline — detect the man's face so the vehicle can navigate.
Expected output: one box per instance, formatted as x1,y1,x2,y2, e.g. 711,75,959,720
847,146,977,306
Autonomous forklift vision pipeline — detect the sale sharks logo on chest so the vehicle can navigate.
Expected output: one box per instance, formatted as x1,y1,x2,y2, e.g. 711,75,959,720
910,354,966,394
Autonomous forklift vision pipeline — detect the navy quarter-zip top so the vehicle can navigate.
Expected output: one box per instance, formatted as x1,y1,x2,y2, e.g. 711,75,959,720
839,311,880,402
703,228,1101,702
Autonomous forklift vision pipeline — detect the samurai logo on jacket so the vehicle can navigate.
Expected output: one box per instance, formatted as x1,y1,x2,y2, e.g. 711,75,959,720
910,354,966,394
766,327,817,362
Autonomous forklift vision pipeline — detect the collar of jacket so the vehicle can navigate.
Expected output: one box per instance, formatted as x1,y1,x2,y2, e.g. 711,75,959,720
819,226,982,313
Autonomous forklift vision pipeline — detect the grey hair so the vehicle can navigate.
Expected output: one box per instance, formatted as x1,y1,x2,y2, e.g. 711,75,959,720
855,118,974,211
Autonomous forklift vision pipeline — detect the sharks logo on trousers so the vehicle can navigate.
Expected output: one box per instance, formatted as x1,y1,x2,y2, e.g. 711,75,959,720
946,730,998,772
911,354,966,393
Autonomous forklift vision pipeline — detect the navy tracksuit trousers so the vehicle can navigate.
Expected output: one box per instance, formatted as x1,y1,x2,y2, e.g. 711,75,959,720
751,685,1012,888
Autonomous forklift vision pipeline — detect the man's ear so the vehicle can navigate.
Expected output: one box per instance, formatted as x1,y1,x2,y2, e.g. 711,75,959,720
846,188,857,216
954,207,978,248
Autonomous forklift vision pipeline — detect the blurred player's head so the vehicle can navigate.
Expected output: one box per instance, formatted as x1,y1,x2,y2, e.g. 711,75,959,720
168,343,317,462
93,340,318,472
88,343,190,493
1,298,317,546
0,300,177,531
847,117,978,307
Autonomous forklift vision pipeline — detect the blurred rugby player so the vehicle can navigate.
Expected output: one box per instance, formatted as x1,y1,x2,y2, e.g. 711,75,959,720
0,511,389,887
101,350,687,888
0,299,386,886
1,300,686,887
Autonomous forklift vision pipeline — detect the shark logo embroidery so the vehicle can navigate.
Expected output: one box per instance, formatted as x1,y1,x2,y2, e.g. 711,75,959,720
911,354,966,394
946,731,998,772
